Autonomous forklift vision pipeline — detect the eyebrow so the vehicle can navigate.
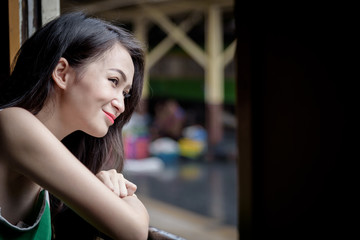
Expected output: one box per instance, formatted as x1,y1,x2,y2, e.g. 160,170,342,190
109,68,127,82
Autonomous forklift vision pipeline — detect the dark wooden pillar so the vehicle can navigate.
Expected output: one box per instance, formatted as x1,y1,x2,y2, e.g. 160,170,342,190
235,2,355,239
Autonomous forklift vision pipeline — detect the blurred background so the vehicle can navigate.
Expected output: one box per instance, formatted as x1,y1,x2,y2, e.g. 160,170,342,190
60,0,238,239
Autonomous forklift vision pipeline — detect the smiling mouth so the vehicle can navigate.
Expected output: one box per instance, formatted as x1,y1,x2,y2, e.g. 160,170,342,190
103,111,115,124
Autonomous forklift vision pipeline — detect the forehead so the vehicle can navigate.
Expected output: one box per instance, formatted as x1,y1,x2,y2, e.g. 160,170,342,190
95,43,134,82
108,43,133,70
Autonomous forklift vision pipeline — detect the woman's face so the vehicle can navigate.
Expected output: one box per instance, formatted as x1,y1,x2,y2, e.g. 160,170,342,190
63,43,134,137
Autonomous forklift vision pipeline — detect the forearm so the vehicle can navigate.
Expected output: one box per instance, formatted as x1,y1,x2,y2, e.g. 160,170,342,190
63,186,149,240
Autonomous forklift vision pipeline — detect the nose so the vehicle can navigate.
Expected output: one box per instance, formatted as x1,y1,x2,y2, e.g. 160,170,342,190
111,97,125,116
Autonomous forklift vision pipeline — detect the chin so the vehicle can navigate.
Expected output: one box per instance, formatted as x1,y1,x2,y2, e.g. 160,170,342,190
93,132,108,138
84,127,109,138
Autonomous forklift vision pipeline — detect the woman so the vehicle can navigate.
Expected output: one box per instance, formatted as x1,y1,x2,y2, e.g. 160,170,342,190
0,12,149,239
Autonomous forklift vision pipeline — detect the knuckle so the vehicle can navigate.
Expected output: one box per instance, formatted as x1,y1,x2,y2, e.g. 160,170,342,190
97,170,106,177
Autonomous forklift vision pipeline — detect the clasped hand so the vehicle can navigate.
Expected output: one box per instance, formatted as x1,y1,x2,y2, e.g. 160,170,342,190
96,169,137,198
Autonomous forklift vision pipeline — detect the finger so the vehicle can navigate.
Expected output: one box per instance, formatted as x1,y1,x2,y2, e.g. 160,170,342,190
125,180,137,196
118,174,128,198
110,172,120,197
96,171,114,192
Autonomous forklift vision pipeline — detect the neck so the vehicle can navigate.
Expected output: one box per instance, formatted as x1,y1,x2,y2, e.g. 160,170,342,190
35,98,74,140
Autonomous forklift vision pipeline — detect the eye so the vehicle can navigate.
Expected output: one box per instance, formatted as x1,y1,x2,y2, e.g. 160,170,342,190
123,91,131,98
109,78,119,86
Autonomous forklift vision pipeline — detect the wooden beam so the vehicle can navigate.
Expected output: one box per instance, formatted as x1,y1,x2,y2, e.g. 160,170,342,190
147,12,202,69
73,0,233,21
141,4,207,68
64,0,136,15
97,3,205,21
223,40,236,68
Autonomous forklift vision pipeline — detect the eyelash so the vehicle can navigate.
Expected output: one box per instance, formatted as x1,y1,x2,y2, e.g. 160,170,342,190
109,78,119,86
109,78,131,98
123,91,131,99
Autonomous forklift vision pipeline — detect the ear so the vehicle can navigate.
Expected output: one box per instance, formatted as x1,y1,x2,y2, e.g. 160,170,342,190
52,57,71,90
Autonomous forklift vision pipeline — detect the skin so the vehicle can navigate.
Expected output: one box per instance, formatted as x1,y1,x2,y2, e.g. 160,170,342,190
0,43,149,240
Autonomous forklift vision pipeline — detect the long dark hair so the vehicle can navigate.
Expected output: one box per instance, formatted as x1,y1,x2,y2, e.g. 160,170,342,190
0,12,144,238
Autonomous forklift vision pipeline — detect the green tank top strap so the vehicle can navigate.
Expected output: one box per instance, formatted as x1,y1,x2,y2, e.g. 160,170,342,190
0,190,52,240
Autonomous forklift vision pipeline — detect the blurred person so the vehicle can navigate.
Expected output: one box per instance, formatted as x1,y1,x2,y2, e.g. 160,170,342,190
0,12,149,240
151,99,185,140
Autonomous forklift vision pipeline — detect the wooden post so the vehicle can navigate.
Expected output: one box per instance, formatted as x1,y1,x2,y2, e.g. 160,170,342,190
8,0,20,69
205,4,223,147
134,16,148,99
133,16,149,114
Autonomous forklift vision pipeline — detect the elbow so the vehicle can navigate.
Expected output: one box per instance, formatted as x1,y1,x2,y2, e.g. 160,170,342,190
133,225,149,240
130,223,149,240
110,197,150,240
112,226,148,240
130,205,150,240
112,216,149,240
131,217,149,240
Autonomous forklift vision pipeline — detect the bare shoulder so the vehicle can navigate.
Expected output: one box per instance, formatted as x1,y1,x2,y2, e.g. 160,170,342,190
0,107,47,155
0,107,43,130
1,107,39,137
0,107,35,125
0,107,36,121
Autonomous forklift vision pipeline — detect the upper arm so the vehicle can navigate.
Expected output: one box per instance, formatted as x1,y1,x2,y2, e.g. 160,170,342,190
0,108,149,240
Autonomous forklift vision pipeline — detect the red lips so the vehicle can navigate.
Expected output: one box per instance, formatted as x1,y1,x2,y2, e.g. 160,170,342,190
103,111,116,124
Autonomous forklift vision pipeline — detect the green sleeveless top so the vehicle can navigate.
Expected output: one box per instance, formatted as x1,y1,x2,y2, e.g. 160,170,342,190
0,190,51,240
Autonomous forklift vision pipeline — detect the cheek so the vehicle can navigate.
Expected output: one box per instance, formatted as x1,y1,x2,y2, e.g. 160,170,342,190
69,75,114,107
74,82,104,102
